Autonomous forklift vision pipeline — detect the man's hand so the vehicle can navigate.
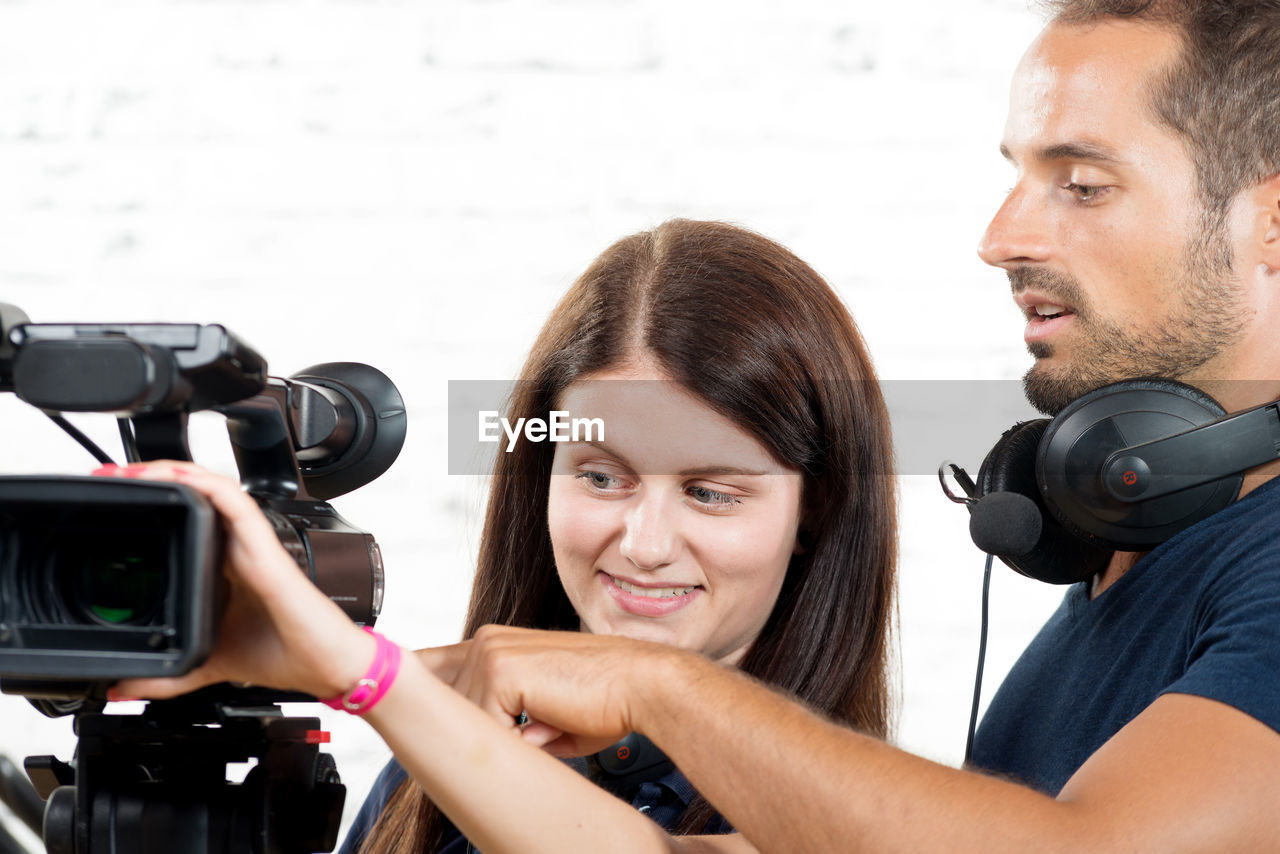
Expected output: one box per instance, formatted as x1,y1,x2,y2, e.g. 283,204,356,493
417,626,688,756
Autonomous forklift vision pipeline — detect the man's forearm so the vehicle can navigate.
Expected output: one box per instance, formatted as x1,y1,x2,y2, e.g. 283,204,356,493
439,626,1280,852
633,650,1077,853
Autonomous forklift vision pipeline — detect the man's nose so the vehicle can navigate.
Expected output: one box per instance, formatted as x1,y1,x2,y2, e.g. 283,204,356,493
978,186,1051,270
619,498,681,570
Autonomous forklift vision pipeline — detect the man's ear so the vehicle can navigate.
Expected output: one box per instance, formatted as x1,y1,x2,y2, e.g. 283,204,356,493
1255,172,1280,270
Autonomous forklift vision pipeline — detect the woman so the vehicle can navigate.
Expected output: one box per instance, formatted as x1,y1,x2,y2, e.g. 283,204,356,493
111,219,897,853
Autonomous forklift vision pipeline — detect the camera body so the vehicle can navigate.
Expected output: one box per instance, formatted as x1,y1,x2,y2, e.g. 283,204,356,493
0,308,405,698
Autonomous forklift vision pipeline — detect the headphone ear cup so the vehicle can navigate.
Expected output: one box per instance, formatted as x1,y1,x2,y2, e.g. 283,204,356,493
1036,378,1239,550
976,420,1048,502
976,420,1111,585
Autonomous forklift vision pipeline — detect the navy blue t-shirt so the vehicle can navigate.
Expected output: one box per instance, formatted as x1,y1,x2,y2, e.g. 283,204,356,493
338,753,732,853
970,476,1280,794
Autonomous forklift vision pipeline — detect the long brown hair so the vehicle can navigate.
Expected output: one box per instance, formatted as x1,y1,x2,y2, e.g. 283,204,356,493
359,219,897,852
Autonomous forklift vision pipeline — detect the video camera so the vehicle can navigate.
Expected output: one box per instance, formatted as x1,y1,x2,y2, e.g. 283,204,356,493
0,303,407,853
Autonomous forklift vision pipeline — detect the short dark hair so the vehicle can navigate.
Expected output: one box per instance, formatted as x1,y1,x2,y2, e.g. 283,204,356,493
1041,0,1280,216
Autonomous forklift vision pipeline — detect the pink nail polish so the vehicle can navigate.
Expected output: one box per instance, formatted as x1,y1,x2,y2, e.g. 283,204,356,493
90,464,120,476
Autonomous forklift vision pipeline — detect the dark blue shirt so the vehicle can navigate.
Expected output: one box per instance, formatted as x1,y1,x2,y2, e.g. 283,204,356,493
338,753,732,853
971,475,1280,794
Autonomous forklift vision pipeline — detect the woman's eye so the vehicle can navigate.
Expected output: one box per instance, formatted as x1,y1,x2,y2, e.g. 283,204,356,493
576,471,624,491
686,485,741,508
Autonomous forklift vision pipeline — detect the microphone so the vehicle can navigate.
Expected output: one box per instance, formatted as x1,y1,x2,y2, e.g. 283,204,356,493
968,491,1042,557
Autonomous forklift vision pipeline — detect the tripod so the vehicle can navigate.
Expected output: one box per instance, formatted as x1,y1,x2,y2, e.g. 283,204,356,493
5,691,345,854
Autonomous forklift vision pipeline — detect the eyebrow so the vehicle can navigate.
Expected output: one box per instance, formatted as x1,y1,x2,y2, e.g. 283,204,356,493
570,440,771,477
676,464,772,477
999,141,1128,166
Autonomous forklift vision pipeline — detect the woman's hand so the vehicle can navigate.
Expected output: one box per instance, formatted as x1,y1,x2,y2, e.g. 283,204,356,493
102,462,375,702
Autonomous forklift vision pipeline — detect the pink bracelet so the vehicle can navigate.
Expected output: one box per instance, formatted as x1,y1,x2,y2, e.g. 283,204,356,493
320,627,402,715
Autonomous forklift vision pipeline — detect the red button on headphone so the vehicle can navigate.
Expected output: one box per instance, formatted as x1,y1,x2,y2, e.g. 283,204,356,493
1106,455,1151,499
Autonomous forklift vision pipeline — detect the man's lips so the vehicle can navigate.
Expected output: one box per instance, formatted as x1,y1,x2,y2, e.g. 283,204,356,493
1023,311,1075,344
1014,288,1075,317
1014,291,1076,345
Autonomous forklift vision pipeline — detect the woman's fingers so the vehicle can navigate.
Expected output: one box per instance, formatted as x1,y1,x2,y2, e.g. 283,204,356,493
105,462,304,595
88,460,371,698
110,663,224,702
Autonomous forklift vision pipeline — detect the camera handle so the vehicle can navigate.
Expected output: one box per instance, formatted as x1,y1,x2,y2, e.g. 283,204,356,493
128,411,194,463
219,381,310,499
24,695,345,854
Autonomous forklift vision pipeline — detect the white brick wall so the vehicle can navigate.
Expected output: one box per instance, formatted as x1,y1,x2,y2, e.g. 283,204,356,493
0,1,1067,848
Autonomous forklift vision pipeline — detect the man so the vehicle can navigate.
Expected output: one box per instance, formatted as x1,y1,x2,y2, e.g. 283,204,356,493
434,1,1280,849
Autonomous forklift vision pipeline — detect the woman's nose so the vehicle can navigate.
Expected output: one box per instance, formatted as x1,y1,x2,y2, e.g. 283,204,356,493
619,498,681,570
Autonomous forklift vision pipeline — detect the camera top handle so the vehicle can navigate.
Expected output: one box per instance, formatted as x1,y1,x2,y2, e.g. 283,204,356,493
2,316,406,501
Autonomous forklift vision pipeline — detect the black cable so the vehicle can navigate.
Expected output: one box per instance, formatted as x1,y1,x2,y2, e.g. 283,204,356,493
964,552,994,765
117,417,140,463
42,412,115,466
0,757,42,836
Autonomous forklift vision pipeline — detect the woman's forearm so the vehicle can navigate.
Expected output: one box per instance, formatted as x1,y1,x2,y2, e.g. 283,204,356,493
363,653,680,854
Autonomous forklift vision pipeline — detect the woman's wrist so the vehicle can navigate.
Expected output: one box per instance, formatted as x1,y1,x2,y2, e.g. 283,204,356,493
320,625,382,703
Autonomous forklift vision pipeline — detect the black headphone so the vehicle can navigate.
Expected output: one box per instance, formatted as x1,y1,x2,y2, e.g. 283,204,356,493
952,378,1280,585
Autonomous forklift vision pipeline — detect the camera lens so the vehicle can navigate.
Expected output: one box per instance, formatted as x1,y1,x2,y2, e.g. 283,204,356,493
66,546,167,626
54,530,170,627
0,477,221,681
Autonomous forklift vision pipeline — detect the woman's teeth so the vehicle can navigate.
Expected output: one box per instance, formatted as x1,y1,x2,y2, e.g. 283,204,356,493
612,577,696,599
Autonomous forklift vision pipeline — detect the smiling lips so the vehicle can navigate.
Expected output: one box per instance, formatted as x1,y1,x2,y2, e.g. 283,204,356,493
601,572,701,617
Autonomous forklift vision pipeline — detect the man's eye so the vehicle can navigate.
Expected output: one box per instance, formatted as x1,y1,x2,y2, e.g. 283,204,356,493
1062,182,1106,202
686,485,740,507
